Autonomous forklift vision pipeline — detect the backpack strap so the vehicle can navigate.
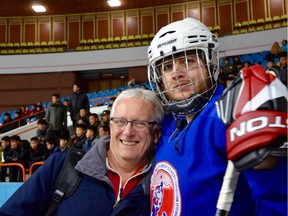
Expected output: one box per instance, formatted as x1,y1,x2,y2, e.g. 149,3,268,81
44,147,85,216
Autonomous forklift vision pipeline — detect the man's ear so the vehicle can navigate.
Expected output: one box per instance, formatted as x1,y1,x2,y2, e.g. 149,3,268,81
154,127,162,144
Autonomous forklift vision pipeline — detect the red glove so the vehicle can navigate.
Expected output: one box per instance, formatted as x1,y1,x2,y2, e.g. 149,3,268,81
216,65,287,171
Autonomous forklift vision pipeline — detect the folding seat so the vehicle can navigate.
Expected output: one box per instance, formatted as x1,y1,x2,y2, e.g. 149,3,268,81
208,26,213,31
35,48,43,53
82,45,90,51
148,33,155,39
0,43,6,49
119,42,126,48
80,39,87,46
6,42,13,48
141,34,148,40
134,34,141,41
47,41,54,47
264,22,272,30
126,42,134,47
40,41,47,47
27,42,34,47
112,43,120,49
232,30,239,35
141,40,149,46
127,35,134,42
113,37,120,43
54,41,61,47
105,43,112,49
34,41,40,47
21,49,29,54
75,46,83,51
50,47,57,52
248,19,257,27
7,49,15,54
107,37,114,43
13,42,20,48
15,49,22,54
100,38,107,44
256,26,264,31
42,47,50,53
256,18,265,29
120,36,127,43
28,48,36,54
56,47,64,52
247,26,255,32
20,42,26,48
97,44,104,50
60,41,68,49
272,16,281,28
94,38,100,44
281,14,287,27
134,41,141,46
90,45,97,50
86,39,94,45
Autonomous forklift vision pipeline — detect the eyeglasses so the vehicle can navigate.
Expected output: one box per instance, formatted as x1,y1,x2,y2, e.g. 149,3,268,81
110,117,157,131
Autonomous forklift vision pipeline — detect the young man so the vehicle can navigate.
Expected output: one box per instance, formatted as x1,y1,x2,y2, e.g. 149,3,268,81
45,93,67,139
0,136,11,182
147,18,287,216
83,125,98,152
0,88,164,215
69,123,87,149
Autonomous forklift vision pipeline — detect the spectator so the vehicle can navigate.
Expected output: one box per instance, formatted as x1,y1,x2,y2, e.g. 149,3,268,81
243,61,251,68
69,84,90,128
11,109,27,130
0,136,11,182
36,118,53,144
147,18,287,215
275,51,287,86
83,125,98,152
76,108,89,125
69,123,87,149
0,88,164,215
280,39,287,52
20,105,31,117
35,104,45,120
233,56,243,70
0,113,13,133
267,59,275,69
28,137,48,172
59,135,69,151
270,41,281,58
88,113,100,135
99,110,110,128
98,124,110,139
46,137,60,158
45,93,67,139
7,135,29,182
128,83,135,89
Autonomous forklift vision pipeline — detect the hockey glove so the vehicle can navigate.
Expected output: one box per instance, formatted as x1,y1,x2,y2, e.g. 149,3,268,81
216,65,287,171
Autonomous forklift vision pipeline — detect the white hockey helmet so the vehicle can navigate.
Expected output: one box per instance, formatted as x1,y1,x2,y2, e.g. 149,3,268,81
147,18,219,116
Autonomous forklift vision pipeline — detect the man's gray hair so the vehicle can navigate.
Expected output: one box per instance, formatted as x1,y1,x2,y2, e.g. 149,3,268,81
111,88,164,124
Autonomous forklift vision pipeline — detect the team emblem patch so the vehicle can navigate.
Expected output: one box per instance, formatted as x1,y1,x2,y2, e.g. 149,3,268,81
150,162,181,216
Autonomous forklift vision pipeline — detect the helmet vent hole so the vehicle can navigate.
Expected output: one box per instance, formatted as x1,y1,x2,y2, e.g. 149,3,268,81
160,30,176,38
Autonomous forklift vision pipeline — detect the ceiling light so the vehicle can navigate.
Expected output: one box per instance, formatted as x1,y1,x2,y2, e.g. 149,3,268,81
32,5,46,13
107,0,121,7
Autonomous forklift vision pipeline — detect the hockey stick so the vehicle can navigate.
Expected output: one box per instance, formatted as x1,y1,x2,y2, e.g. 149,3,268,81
215,160,240,216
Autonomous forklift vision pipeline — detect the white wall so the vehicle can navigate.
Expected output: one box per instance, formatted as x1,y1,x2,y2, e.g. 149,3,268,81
0,27,286,75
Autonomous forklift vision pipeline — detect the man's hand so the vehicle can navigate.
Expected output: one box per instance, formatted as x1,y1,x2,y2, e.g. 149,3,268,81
216,65,287,171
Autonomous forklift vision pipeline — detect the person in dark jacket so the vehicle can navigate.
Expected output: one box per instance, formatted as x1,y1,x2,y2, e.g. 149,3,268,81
45,93,67,139
69,84,90,128
0,113,13,133
0,88,164,216
0,136,11,182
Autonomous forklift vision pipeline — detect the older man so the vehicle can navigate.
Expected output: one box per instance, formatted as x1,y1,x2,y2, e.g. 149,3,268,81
0,88,164,216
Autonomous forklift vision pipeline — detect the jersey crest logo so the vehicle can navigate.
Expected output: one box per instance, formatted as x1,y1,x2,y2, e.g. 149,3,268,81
150,162,181,216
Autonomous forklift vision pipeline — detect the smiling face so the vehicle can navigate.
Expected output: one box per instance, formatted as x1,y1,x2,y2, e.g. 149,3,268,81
158,51,211,102
108,97,158,167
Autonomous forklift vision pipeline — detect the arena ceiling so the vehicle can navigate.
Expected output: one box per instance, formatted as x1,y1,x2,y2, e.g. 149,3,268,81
0,0,194,17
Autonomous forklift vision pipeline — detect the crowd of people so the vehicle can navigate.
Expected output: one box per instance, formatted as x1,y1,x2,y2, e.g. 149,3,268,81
0,17,287,216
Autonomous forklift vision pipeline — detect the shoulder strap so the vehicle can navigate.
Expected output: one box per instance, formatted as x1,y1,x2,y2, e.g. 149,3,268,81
44,147,85,216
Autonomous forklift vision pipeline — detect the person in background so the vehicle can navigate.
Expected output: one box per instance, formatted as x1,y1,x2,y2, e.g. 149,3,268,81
0,136,11,182
266,59,275,69
99,110,110,128
45,93,67,139
45,137,60,158
35,104,45,120
28,137,48,173
76,108,89,125
88,113,100,129
36,118,53,145
59,135,69,151
147,18,287,216
0,113,13,133
98,124,110,139
69,123,87,149
270,41,281,58
275,51,287,86
83,125,98,152
69,84,90,128
0,88,164,216
280,39,287,52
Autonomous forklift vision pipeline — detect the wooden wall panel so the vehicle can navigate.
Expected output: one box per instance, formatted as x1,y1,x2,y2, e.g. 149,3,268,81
96,13,109,39
0,19,7,43
155,6,170,31
68,15,81,48
111,11,124,37
251,0,266,19
38,17,51,42
126,10,139,36
24,17,36,43
202,1,216,27
219,2,233,35
53,16,66,41
234,0,249,23
268,0,284,17
171,4,184,22
186,2,201,20
82,14,95,40
140,8,154,34
9,18,22,43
